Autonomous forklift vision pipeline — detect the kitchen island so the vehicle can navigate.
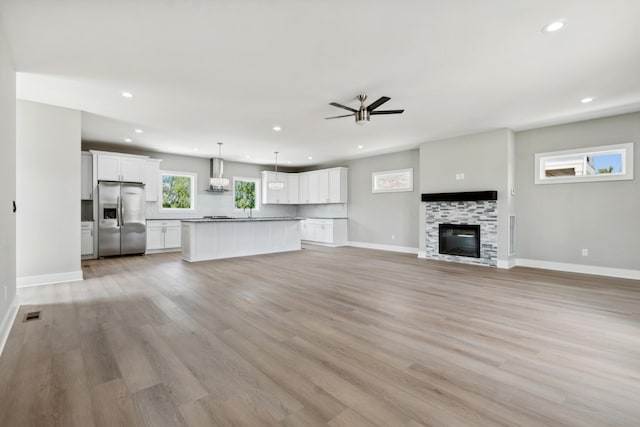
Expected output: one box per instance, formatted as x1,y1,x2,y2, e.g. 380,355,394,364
180,217,303,262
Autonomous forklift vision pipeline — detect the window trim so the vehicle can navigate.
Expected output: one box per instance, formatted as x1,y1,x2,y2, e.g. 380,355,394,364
534,142,634,185
232,176,261,213
159,170,197,211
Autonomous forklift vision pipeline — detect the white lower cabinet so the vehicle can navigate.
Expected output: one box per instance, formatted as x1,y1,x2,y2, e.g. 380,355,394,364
300,218,347,246
81,222,94,257
146,220,182,252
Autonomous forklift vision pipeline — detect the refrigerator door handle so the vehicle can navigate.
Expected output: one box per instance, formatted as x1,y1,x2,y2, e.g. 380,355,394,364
116,196,121,227
120,196,125,226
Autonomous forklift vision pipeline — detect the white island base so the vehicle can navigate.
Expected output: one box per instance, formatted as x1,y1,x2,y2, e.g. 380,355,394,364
181,218,302,262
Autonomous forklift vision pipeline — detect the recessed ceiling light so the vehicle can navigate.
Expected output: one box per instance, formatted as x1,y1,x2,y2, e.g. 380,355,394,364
272,125,282,131
134,129,143,133
357,145,364,149
193,148,199,152
121,91,134,98
287,161,292,164
245,155,251,159
307,156,313,160
124,138,132,142
581,97,594,103
542,19,567,33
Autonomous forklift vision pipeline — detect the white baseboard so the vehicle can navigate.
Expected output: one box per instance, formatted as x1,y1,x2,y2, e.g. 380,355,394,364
497,259,517,269
17,270,84,288
0,295,19,357
347,241,419,254
516,258,640,281
417,251,427,259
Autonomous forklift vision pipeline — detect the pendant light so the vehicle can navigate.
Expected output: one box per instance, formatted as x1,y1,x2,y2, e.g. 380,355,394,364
209,142,229,189
268,151,285,190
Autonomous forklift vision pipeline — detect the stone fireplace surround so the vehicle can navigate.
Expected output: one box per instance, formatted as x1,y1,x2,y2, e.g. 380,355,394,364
422,191,498,267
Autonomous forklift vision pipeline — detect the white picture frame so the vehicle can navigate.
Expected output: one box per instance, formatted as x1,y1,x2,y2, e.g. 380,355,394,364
372,168,414,193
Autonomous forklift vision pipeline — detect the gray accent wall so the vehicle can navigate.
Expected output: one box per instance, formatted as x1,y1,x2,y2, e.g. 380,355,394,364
0,25,16,342
515,112,640,270
344,150,420,249
419,129,514,264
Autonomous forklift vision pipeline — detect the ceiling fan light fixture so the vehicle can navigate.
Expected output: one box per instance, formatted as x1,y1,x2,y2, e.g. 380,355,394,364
355,109,370,125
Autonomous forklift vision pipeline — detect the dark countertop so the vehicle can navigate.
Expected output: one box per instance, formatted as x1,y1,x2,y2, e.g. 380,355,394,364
181,217,304,223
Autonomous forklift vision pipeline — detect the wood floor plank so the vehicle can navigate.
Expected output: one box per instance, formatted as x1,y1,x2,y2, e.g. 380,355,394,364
1,246,639,426
91,379,142,427
131,383,189,427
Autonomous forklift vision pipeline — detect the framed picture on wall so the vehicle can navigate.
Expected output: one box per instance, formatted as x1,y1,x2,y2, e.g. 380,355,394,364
372,168,413,193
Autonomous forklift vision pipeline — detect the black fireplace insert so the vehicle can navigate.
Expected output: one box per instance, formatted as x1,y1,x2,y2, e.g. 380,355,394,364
439,224,480,258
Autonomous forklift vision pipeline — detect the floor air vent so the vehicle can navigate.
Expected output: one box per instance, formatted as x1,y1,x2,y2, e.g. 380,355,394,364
23,311,41,322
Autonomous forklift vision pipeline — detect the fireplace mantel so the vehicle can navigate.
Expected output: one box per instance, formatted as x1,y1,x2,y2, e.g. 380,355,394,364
421,191,497,202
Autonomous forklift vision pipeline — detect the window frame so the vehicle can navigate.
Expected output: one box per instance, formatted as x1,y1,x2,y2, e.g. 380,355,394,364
232,176,261,213
159,170,197,212
534,142,634,185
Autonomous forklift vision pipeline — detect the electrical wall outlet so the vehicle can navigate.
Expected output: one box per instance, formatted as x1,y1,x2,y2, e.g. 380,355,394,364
581,248,589,256
455,173,465,180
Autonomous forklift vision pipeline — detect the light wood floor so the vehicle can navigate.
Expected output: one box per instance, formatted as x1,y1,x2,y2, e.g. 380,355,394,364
1,245,639,426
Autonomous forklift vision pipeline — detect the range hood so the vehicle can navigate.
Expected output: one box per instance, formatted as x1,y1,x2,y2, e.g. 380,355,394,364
207,143,230,193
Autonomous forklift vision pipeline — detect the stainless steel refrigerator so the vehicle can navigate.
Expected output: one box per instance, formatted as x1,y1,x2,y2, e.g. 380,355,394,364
98,181,146,257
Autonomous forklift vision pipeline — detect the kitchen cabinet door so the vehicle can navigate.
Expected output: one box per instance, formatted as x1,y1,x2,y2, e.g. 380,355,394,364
300,221,313,241
97,155,121,181
287,174,299,204
298,173,310,204
146,226,164,250
315,169,329,203
81,227,94,255
307,172,320,203
120,157,143,182
81,152,93,200
328,168,347,203
164,226,181,249
144,160,161,202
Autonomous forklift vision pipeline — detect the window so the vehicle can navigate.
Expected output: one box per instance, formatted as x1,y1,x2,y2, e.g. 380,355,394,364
535,143,634,184
233,177,260,212
160,171,197,211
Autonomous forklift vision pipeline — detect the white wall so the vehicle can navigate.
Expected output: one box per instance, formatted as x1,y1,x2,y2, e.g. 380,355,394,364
419,129,512,264
0,24,17,351
515,112,640,272
17,100,82,286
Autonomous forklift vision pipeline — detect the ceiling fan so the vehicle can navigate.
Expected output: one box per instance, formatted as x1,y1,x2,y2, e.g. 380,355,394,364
325,94,404,125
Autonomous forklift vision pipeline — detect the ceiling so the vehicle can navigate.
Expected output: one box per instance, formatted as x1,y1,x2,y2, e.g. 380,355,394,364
1,0,639,166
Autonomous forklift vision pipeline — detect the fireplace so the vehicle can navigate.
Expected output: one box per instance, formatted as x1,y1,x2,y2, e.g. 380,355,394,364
439,224,480,258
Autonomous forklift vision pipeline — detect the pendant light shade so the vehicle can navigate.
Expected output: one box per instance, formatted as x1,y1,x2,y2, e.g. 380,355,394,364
268,151,285,190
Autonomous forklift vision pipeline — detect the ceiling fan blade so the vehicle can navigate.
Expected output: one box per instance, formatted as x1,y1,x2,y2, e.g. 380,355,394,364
370,109,405,115
329,102,357,113
325,114,355,119
366,96,391,112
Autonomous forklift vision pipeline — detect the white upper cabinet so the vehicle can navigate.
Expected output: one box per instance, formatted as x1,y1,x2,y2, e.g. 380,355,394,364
328,167,348,203
95,151,145,183
288,174,299,204
315,169,329,203
97,154,121,181
144,159,162,202
120,157,143,182
81,152,93,200
298,173,310,204
262,167,348,205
